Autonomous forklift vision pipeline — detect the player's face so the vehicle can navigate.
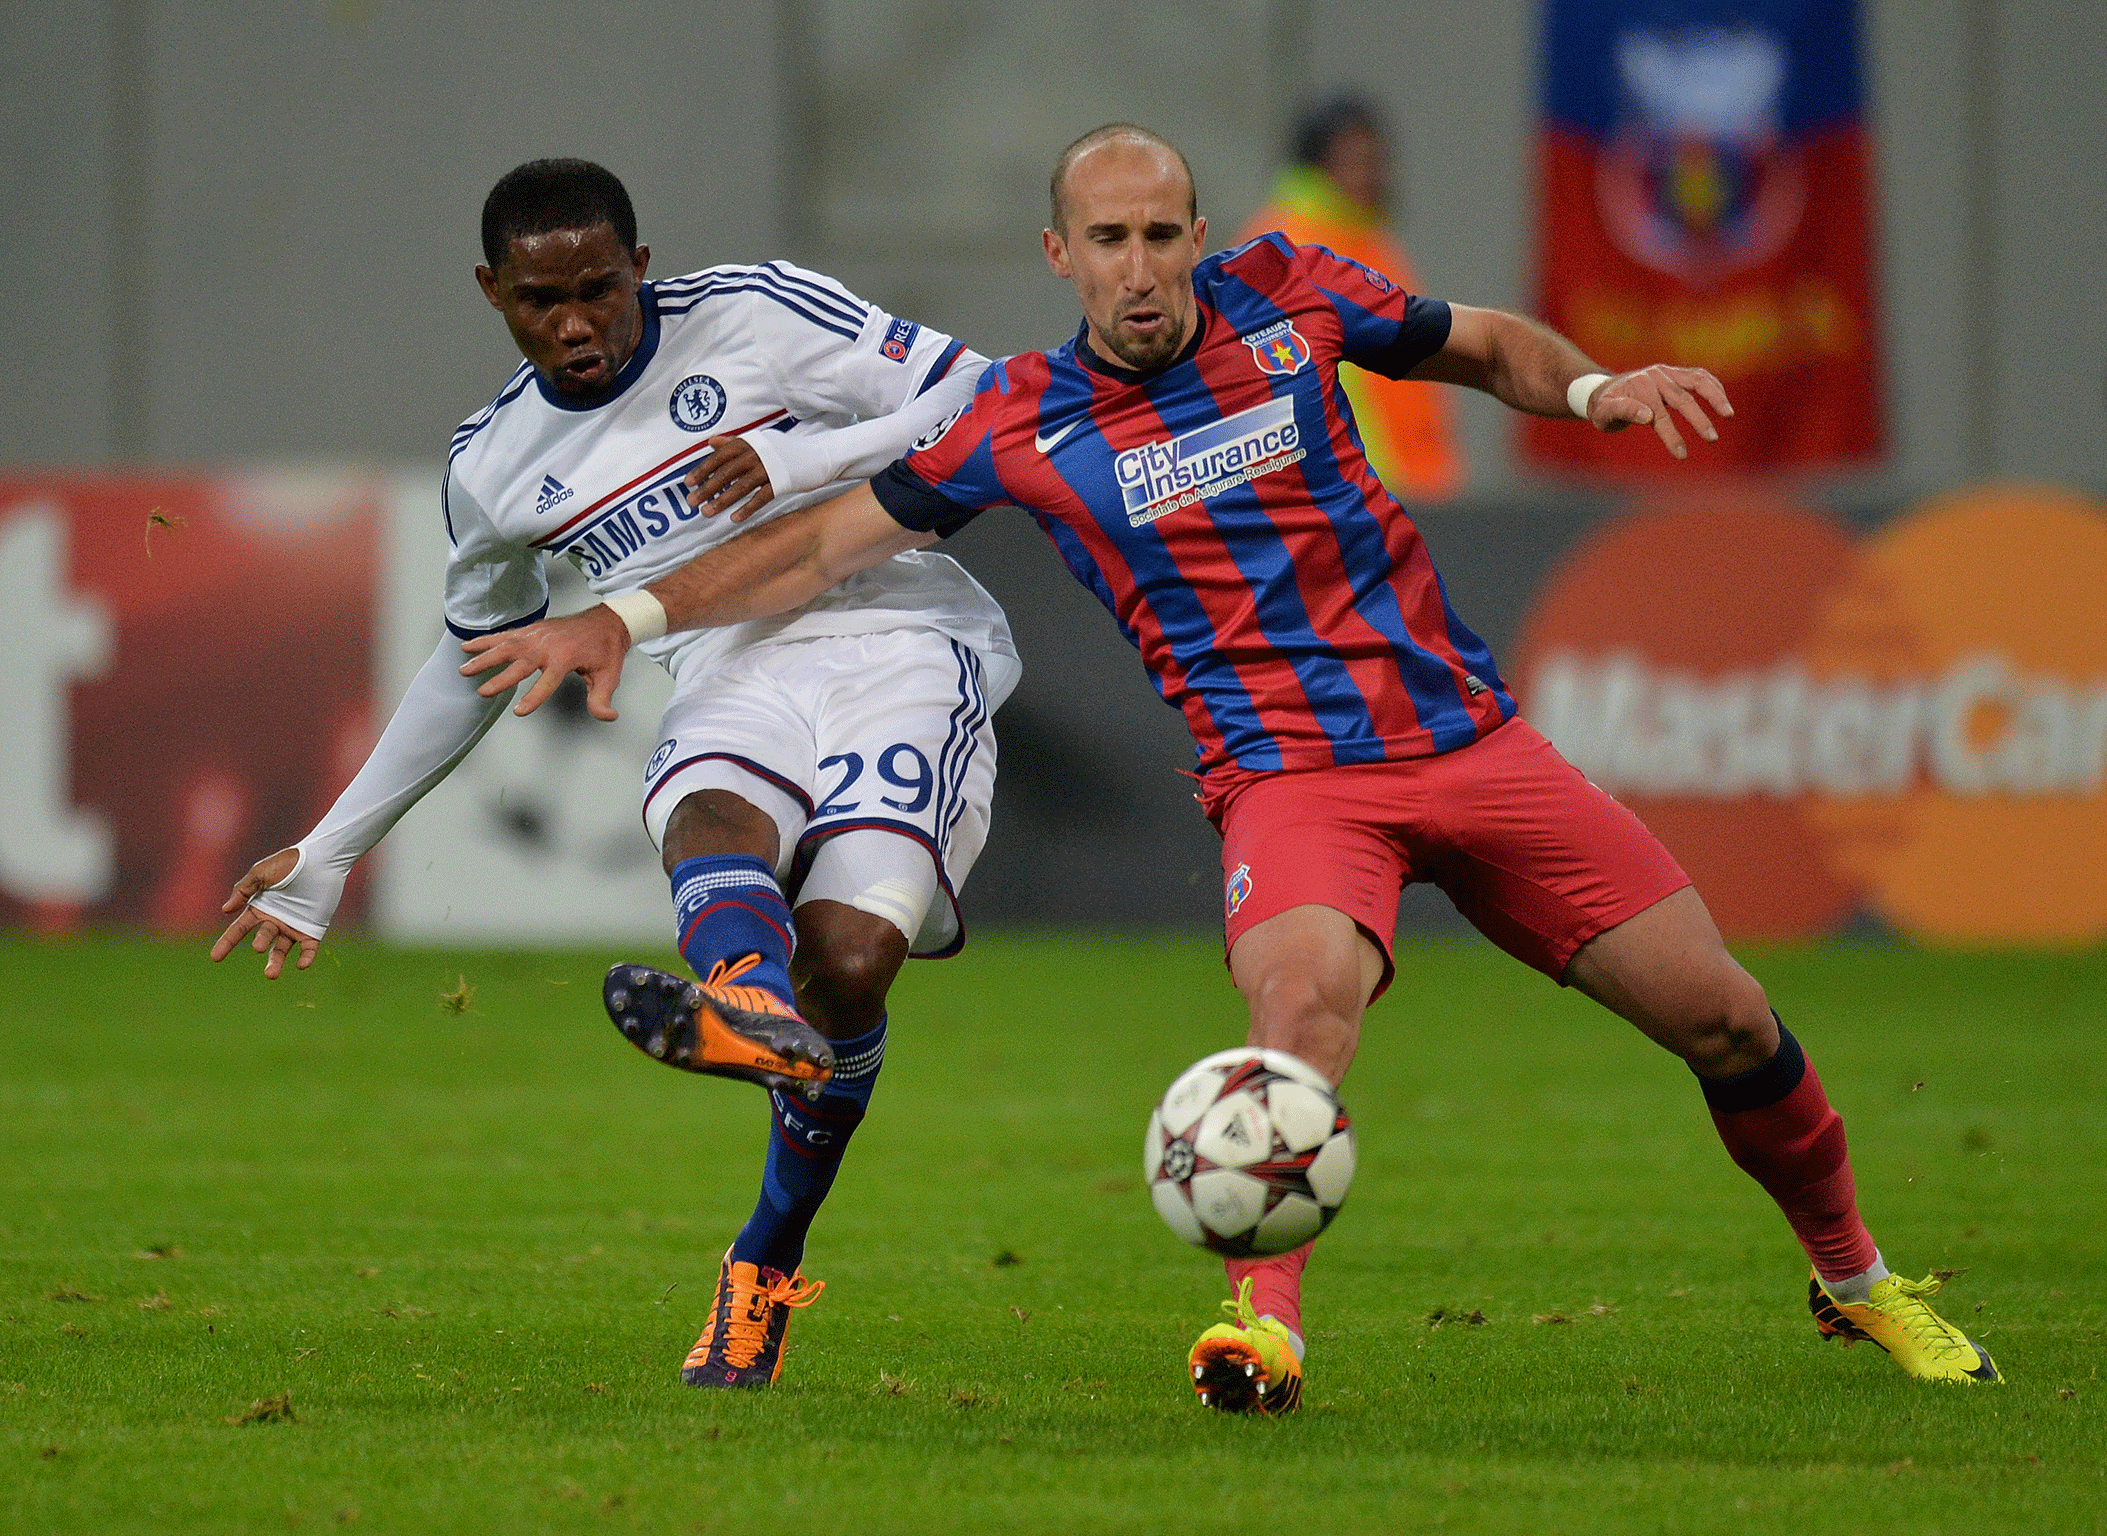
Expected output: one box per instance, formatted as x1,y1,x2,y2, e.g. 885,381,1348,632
1044,144,1206,373
476,225,652,400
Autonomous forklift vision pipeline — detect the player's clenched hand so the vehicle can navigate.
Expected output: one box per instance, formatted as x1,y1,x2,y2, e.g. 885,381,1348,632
683,435,775,522
1588,365,1733,460
459,605,629,720
210,848,319,979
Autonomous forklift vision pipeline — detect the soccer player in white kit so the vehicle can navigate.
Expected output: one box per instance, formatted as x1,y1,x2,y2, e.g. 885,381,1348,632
210,159,1018,1389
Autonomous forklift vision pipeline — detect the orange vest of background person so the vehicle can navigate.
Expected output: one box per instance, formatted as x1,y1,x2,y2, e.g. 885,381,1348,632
1239,166,1464,501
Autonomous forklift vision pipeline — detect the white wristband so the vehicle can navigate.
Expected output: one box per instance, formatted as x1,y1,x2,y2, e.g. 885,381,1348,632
1567,372,1612,421
601,589,667,646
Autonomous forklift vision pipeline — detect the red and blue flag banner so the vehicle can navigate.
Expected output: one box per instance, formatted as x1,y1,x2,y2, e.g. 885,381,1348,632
1524,0,1884,474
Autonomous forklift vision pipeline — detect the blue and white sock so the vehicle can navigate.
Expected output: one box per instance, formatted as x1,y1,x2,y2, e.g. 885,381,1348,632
730,1014,888,1275
669,853,796,1010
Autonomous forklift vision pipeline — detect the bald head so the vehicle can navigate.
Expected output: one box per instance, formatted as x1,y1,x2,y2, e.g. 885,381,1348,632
1049,123,1197,235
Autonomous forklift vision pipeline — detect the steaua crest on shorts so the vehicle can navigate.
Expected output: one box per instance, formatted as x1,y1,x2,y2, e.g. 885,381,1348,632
1242,319,1311,377
1226,862,1254,918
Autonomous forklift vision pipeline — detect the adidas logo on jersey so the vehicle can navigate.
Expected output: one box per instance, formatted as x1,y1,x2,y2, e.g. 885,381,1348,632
535,474,574,514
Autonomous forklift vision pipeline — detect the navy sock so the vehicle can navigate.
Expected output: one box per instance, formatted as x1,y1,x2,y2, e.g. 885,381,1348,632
669,854,796,1010
730,1013,888,1275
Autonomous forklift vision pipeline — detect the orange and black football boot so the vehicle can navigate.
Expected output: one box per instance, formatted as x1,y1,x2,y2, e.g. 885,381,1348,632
680,1249,826,1388
603,957,833,1101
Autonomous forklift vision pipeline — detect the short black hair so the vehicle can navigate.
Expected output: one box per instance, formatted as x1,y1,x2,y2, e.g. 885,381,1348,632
1048,123,1198,234
480,158,638,270
1290,95,1386,167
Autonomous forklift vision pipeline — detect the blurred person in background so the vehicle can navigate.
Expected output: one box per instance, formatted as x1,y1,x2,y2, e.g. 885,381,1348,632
1240,95,1463,501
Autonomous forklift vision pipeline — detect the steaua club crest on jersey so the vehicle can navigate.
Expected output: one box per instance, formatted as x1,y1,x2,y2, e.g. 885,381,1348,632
1225,862,1254,918
669,374,728,433
1242,319,1311,377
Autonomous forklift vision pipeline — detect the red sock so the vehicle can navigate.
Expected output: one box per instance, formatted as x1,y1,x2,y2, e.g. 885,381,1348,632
1224,1242,1311,1340
1699,1023,1879,1282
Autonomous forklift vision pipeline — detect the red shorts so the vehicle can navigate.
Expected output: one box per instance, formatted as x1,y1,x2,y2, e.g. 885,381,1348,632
1202,718,1690,996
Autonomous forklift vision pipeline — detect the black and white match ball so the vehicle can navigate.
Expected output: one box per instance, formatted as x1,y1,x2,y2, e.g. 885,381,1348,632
1144,1047,1355,1257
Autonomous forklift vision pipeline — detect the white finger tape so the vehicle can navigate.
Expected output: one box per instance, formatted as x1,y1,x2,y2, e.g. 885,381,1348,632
602,589,668,646
1567,372,1612,420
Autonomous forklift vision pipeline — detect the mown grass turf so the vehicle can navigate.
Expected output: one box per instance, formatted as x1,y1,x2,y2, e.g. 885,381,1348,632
1,933,2102,1533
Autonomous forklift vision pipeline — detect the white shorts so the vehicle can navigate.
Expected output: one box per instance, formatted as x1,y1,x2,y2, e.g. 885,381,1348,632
641,629,1013,958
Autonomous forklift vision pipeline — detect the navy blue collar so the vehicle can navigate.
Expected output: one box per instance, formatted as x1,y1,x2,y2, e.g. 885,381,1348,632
532,281,665,411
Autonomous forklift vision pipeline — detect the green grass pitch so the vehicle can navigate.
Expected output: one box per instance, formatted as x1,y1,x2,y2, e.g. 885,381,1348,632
2,932,2102,1533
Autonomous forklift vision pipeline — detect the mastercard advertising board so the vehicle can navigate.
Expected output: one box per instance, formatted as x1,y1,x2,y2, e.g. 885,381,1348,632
1509,485,2107,944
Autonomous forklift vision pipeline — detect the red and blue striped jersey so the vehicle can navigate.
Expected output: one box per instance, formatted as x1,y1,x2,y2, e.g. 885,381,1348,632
873,234,1515,777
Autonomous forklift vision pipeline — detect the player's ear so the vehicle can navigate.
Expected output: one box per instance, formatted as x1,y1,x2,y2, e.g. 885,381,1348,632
1191,215,1207,252
475,264,503,308
631,244,651,282
1042,227,1071,279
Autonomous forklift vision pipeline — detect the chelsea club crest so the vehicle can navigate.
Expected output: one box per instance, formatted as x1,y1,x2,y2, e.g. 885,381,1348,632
669,374,727,432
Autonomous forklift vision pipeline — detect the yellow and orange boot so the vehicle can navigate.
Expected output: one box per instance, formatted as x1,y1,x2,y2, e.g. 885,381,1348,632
604,958,832,1100
1189,1277,1303,1415
1808,1271,2001,1383
680,1249,826,1388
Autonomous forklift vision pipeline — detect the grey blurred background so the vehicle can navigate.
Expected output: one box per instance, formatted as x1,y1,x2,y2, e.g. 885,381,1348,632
5,0,2103,933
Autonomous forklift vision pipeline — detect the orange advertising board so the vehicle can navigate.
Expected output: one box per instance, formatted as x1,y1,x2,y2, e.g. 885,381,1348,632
1510,485,2107,943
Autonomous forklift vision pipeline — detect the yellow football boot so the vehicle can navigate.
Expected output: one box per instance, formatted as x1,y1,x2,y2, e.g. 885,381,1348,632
1189,1277,1303,1415
1808,1271,2001,1383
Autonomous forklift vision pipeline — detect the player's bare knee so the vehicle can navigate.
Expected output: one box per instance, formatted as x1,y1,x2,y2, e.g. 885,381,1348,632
1677,966,1776,1077
662,789,777,873
791,904,907,1038
805,940,894,1008
1244,968,1356,1055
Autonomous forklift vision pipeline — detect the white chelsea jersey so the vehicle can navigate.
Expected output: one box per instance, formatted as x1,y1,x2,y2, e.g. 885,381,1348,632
442,262,1016,688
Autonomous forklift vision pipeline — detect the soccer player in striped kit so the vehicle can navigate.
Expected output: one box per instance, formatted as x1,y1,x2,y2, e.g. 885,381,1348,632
214,159,1018,1391
466,128,2000,1409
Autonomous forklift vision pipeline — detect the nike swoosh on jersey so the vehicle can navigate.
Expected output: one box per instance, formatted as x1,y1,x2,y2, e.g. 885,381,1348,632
1034,420,1081,453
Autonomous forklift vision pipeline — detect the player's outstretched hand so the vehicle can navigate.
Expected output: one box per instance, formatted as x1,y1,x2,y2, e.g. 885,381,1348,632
1588,365,1733,460
459,605,630,720
210,848,319,979
683,434,775,522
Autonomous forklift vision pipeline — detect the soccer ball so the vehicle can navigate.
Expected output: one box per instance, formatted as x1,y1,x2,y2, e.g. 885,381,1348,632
1144,1047,1355,1257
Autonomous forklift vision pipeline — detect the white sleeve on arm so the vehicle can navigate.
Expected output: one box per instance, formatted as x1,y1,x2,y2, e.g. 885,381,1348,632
746,347,989,495
245,466,537,939
246,637,512,939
